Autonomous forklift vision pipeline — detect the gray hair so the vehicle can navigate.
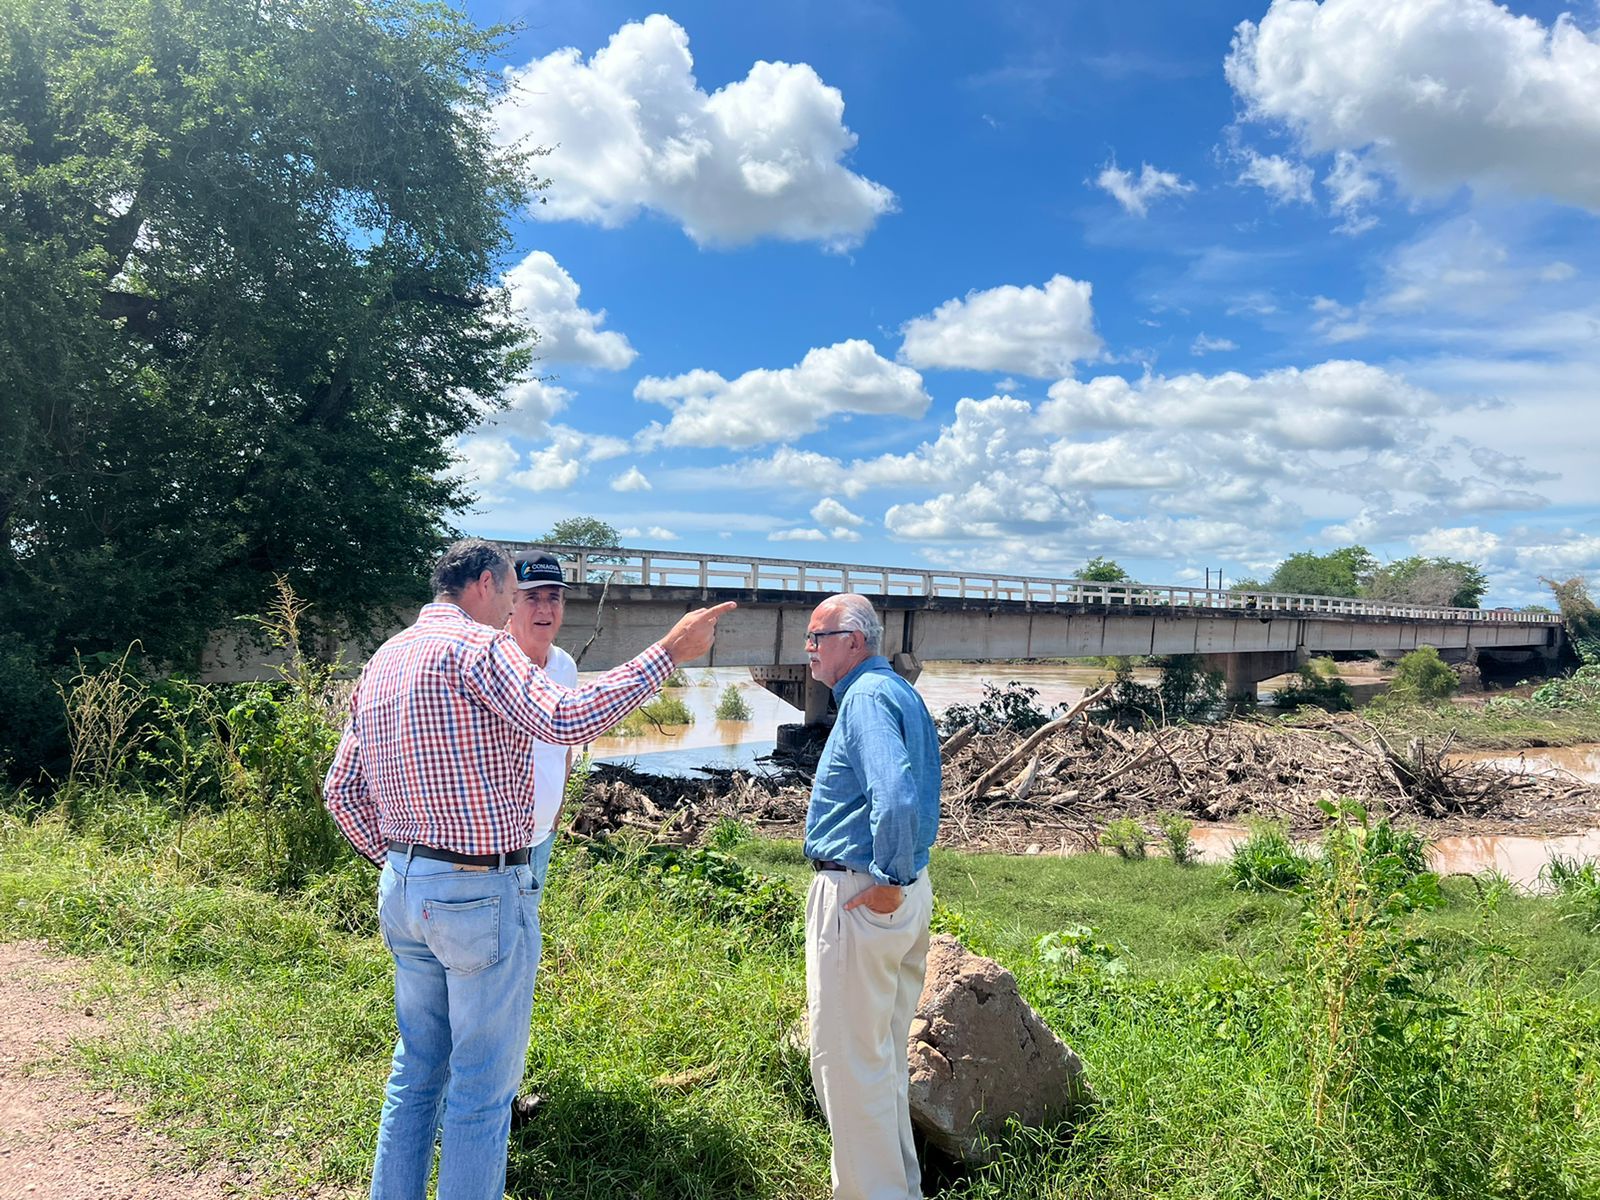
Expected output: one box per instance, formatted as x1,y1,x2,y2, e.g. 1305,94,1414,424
431,538,512,597
826,594,883,654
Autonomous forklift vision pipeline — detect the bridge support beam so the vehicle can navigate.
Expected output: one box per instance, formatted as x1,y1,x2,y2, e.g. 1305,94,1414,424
751,652,926,752
1201,650,1302,705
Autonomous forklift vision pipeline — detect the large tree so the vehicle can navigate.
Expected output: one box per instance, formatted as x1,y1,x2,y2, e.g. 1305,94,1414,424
1256,547,1376,598
1076,556,1131,583
0,0,539,774
1365,556,1488,609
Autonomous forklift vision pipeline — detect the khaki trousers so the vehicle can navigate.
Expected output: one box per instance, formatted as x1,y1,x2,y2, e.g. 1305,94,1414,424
806,867,934,1200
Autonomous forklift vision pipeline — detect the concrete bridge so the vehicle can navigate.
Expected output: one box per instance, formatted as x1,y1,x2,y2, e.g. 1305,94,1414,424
201,542,1564,730
488,543,1565,726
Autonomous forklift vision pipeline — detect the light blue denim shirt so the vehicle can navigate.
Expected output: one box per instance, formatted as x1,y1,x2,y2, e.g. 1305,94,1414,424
803,656,941,886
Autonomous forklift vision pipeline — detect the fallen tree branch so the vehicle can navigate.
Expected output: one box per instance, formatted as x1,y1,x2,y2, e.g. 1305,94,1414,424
963,684,1112,802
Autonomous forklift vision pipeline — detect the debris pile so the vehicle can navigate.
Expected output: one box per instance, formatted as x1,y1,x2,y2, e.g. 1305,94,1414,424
567,711,1600,853
937,714,1600,853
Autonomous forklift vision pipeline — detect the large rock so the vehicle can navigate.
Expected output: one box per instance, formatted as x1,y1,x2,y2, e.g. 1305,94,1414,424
782,934,1092,1166
907,934,1090,1163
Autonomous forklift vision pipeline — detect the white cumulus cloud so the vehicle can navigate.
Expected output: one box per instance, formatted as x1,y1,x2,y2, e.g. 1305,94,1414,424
770,527,828,542
502,251,636,369
1226,0,1600,213
494,15,895,248
1235,148,1315,205
636,339,929,448
610,466,652,492
620,525,679,542
811,497,865,528
1095,161,1196,217
898,275,1103,378
488,377,573,439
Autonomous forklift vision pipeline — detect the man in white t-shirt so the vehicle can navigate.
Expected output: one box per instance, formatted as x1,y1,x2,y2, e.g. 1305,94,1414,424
507,552,578,902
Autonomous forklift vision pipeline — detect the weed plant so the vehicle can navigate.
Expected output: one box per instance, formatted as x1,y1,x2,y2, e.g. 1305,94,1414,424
714,684,753,721
1155,812,1194,865
1542,855,1600,934
1098,818,1147,860
1226,822,1315,892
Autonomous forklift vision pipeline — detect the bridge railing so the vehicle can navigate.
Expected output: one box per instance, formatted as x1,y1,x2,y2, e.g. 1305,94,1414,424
492,542,1561,625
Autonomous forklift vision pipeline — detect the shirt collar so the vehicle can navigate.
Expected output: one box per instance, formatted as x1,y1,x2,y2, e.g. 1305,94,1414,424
419,600,474,625
831,654,890,702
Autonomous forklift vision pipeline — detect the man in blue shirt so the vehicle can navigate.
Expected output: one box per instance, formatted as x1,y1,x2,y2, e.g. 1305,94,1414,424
803,593,941,1200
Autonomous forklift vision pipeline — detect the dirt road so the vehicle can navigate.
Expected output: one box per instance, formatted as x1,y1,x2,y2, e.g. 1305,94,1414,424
0,942,240,1200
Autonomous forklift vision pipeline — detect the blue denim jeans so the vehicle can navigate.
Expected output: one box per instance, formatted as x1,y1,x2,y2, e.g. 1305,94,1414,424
527,832,556,912
370,850,541,1200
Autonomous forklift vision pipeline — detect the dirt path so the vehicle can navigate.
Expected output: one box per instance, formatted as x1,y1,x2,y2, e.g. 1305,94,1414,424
0,941,242,1200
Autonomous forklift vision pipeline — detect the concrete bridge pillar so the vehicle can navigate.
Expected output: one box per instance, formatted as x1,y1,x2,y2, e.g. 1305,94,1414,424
1201,650,1301,705
751,650,925,751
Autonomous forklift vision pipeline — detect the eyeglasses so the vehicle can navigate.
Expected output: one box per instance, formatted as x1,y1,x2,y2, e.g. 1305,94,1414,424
804,629,855,648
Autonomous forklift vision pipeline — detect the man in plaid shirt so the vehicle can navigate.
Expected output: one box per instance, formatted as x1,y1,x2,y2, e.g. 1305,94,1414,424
324,538,734,1200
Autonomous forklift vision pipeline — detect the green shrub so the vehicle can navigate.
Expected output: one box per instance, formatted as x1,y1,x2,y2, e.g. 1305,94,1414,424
664,668,690,688
1527,664,1600,709
1156,812,1194,865
1099,817,1147,860
1225,823,1312,891
1387,645,1459,704
1271,664,1354,712
713,685,753,721
937,681,1059,736
1097,655,1225,727
606,694,695,736
1036,924,1129,976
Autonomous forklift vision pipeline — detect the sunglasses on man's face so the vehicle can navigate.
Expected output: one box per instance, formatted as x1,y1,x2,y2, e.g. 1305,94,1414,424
804,629,854,648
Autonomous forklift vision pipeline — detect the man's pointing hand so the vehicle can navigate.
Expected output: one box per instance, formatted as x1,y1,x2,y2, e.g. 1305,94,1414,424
660,601,738,665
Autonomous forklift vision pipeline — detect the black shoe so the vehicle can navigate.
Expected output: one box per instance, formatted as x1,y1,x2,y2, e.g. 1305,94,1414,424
509,1092,544,1130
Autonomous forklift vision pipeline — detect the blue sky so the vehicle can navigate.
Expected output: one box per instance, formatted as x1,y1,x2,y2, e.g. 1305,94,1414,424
454,0,1600,606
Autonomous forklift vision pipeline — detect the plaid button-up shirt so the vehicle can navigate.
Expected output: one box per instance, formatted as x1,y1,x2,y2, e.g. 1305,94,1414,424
323,602,672,863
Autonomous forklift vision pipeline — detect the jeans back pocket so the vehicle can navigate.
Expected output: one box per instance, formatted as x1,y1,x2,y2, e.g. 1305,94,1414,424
421,895,502,975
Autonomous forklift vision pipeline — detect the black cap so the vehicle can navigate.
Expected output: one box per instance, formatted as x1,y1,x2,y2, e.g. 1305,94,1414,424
514,553,571,590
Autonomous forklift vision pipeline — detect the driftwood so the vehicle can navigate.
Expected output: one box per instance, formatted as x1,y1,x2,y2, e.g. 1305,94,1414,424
562,712,1600,856
962,685,1113,802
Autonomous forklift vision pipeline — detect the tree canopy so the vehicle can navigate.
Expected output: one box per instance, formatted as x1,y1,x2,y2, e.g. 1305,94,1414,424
1261,547,1377,598
1365,557,1489,609
0,0,540,775
1076,556,1132,583
1233,546,1488,608
545,517,624,548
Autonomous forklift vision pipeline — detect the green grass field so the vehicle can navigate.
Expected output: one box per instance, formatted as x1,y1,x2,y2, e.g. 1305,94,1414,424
3,798,1598,1199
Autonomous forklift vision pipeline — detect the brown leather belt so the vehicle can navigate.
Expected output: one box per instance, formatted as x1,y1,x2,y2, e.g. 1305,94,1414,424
809,858,851,872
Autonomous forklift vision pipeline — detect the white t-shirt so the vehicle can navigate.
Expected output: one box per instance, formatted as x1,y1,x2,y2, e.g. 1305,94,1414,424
530,644,578,844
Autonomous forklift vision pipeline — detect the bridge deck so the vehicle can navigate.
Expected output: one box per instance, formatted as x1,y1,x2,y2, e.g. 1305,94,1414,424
499,542,1559,626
